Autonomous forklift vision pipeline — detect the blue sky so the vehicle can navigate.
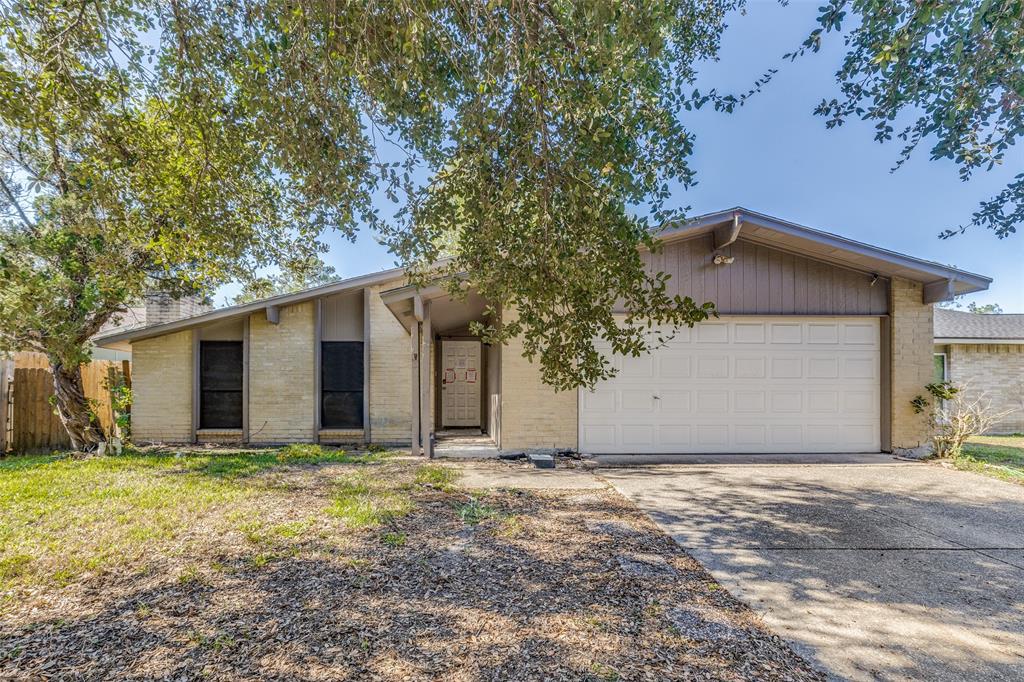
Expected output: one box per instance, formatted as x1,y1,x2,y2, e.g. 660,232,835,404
220,0,1023,311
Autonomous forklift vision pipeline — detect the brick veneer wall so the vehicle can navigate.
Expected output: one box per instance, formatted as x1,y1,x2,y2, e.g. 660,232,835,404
248,302,316,443
890,278,935,450
367,281,413,444
498,308,578,451
948,343,1024,434
132,330,193,442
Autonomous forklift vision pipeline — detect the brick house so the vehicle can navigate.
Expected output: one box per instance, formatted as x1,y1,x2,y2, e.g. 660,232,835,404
95,208,992,456
934,309,1024,434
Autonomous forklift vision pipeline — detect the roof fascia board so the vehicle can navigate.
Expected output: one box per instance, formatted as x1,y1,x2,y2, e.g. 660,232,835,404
657,208,991,292
95,266,407,346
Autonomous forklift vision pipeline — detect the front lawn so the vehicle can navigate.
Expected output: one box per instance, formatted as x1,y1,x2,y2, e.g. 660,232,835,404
954,435,1024,486
0,447,822,680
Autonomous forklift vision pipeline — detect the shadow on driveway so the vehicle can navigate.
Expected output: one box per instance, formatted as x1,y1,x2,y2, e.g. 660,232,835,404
602,462,1024,682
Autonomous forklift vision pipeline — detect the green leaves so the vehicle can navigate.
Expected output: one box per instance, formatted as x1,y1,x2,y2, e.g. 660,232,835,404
795,0,1024,239
1,0,738,395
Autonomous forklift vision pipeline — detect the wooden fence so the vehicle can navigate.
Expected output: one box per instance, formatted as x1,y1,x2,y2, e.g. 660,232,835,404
1,353,130,453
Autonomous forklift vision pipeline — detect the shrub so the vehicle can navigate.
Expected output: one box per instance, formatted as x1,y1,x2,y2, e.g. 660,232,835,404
912,382,1013,458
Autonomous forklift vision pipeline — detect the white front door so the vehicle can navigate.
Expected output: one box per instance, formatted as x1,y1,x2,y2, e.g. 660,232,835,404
441,340,481,428
579,317,881,454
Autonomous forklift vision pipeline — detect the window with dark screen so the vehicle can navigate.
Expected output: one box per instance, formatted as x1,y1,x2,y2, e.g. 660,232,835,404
321,341,364,429
199,341,243,429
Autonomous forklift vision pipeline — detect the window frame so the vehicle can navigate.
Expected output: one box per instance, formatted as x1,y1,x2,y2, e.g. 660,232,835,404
320,340,365,430
198,340,244,430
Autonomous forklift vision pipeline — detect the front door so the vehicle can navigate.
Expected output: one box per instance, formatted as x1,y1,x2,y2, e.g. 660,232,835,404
441,340,481,428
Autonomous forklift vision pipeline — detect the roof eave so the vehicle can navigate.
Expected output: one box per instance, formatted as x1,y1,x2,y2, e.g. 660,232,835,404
657,207,992,296
94,266,408,348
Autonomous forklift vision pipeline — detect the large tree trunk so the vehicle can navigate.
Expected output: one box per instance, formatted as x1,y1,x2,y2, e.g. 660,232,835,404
50,361,105,451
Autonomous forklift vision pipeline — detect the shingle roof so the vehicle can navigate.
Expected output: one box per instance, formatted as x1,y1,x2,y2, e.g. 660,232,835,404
934,308,1024,341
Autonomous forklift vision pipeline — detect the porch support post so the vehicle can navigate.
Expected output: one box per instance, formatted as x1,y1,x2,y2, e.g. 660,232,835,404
410,297,421,456
420,301,432,459
191,330,200,443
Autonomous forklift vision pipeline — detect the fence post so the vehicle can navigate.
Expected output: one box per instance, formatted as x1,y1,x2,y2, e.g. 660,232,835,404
0,359,11,454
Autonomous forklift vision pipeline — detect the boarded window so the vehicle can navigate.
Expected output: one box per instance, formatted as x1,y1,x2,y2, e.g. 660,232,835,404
322,342,364,429
200,341,243,429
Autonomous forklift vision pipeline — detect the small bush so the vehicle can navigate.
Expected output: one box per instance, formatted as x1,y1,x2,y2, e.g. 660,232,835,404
913,382,1013,458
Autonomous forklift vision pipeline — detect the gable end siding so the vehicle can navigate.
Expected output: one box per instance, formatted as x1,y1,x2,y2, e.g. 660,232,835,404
645,235,889,315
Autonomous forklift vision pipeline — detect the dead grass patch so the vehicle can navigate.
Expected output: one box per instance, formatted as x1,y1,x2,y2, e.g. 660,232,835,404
0,452,824,680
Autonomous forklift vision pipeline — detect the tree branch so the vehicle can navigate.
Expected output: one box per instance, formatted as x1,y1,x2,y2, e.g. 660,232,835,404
0,175,35,230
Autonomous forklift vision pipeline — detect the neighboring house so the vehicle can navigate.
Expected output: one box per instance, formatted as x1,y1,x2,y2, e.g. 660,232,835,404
94,207,992,456
934,308,1024,434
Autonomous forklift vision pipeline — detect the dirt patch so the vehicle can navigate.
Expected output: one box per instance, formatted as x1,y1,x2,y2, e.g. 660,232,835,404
0,458,823,680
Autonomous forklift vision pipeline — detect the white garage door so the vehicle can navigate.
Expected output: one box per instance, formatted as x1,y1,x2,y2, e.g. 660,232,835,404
579,317,881,454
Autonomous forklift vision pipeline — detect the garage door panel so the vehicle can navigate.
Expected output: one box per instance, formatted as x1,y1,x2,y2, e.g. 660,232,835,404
659,355,691,378
697,323,729,343
807,323,840,344
807,390,840,413
621,390,655,410
659,391,691,412
734,322,766,343
769,323,803,344
771,357,803,379
696,391,729,412
579,317,881,454
734,356,766,378
843,322,879,346
696,355,729,378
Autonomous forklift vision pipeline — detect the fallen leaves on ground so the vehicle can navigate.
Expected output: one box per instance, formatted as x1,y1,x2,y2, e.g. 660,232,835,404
1,457,824,680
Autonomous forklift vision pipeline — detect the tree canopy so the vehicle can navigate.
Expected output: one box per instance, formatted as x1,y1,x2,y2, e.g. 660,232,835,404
793,0,1023,239
0,0,733,447
232,256,340,305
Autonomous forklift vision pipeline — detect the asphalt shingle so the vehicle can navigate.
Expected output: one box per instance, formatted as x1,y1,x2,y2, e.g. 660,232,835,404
934,308,1024,340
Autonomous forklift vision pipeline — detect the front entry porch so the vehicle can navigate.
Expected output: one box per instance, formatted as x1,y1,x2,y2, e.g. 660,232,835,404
434,429,500,458
381,283,501,458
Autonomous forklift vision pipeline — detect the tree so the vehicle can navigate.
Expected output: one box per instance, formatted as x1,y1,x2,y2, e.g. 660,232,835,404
2,1,733,450
232,257,340,305
791,0,1024,239
940,298,1004,314
0,2,374,448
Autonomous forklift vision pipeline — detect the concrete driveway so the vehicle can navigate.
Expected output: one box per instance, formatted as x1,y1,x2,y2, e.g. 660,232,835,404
601,461,1024,681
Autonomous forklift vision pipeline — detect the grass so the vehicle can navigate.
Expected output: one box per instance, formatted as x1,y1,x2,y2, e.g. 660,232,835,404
953,435,1024,485
0,445,390,595
457,497,501,525
413,464,459,491
327,471,415,528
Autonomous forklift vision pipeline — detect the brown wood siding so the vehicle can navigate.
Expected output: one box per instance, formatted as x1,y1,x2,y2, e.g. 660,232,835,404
642,235,889,315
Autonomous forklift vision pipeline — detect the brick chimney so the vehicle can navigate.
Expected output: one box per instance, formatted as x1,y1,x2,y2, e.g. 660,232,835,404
143,292,212,326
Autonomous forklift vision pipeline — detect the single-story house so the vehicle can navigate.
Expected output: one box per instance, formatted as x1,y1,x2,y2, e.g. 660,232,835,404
934,308,1024,434
95,207,992,456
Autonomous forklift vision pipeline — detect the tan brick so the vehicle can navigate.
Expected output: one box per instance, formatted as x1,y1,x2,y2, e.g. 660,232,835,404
368,280,413,444
248,302,316,443
131,330,193,443
498,307,578,451
947,343,1024,434
890,278,934,449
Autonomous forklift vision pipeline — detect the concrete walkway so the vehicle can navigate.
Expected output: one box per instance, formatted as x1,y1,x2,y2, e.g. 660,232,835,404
601,462,1024,681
